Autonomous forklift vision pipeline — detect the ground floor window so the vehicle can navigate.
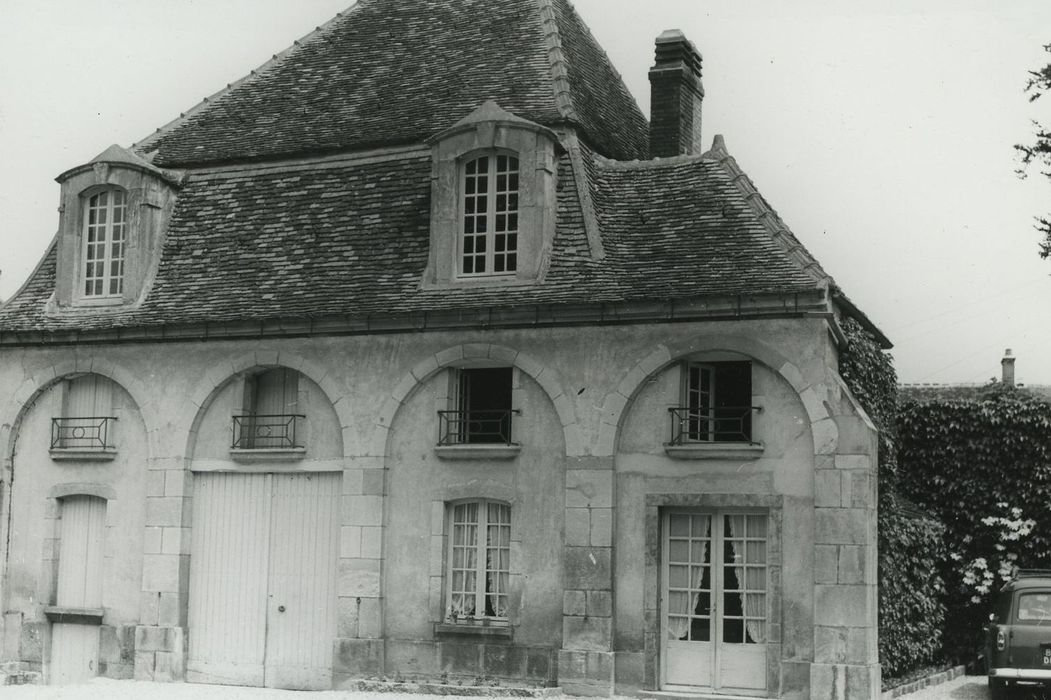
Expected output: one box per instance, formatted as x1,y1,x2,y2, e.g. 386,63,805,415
447,500,511,622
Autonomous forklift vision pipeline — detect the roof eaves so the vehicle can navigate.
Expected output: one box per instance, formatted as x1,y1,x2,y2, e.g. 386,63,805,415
831,287,893,349
131,1,366,158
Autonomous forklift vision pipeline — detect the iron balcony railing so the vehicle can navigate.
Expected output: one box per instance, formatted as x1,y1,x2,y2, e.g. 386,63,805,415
51,417,118,450
438,409,521,446
232,414,306,449
667,406,762,445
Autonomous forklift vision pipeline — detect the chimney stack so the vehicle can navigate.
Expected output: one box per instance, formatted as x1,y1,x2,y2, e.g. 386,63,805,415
1001,349,1016,387
648,29,704,158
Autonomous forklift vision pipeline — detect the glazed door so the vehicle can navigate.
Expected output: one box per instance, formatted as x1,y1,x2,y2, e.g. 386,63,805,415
662,511,768,694
188,472,339,689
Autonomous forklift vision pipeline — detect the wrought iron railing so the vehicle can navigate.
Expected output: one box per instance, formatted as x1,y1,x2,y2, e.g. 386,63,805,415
667,406,761,445
51,417,118,450
438,409,521,446
232,414,306,449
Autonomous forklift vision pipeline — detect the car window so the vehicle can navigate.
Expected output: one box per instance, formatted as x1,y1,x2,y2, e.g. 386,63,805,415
1016,593,1051,621
993,592,1013,622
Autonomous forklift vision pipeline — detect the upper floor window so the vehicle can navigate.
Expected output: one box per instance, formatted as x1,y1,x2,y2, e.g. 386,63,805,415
670,361,755,444
461,153,520,277
438,367,517,446
50,374,118,458
233,368,304,450
82,189,127,298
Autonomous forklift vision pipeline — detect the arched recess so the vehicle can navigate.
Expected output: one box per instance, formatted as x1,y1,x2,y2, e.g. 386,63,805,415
177,351,353,463
3,358,153,467
371,342,582,458
597,333,839,458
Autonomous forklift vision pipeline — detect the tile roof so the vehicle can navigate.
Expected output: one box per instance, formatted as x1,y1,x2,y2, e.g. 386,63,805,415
0,139,837,336
135,0,649,167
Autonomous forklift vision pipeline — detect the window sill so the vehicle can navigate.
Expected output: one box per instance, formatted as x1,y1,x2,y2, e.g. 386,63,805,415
44,606,104,625
434,445,521,460
50,448,118,462
229,447,307,463
434,622,513,639
664,443,764,460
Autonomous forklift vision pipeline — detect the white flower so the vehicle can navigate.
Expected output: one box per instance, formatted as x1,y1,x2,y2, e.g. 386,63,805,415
972,595,983,604
950,552,962,561
981,516,998,526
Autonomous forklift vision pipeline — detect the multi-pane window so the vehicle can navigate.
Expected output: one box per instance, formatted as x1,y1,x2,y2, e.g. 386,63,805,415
82,190,127,297
461,153,519,277
447,500,511,622
679,361,753,443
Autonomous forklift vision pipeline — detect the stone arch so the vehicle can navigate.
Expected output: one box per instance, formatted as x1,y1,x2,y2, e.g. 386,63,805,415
371,342,582,457
49,482,118,501
597,333,838,457
2,357,153,466
178,350,353,461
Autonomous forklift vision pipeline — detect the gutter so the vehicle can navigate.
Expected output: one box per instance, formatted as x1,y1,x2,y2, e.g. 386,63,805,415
0,290,837,348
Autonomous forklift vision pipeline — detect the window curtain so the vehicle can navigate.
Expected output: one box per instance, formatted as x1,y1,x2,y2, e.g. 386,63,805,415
668,543,708,640
450,503,479,617
485,502,510,618
726,515,766,644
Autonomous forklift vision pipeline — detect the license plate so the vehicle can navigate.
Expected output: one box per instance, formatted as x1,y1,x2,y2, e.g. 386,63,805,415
1044,649,1051,666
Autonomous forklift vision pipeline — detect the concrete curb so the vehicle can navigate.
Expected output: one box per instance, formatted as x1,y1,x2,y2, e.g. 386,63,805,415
881,665,966,699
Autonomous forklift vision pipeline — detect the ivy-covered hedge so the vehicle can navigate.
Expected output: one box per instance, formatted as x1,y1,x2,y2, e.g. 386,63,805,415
898,385,1051,663
839,318,947,679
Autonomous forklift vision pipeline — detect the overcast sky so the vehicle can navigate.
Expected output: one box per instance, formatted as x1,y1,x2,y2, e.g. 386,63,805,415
1,0,1049,384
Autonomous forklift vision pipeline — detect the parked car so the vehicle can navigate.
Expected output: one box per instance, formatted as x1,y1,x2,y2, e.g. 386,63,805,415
986,569,1051,699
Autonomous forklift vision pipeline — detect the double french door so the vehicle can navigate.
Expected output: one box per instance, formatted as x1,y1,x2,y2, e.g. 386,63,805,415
661,510,769,694
187,472,339,690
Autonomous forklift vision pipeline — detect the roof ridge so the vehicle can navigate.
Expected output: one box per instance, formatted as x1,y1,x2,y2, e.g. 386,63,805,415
591,152,710,171
133,2,366,155
536,0,579,123
704,135,833,288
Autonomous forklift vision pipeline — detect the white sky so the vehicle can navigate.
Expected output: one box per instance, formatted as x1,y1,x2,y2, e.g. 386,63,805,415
1,0,1049,384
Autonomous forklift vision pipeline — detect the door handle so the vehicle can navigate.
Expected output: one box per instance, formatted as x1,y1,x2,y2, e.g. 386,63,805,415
278,605,286,613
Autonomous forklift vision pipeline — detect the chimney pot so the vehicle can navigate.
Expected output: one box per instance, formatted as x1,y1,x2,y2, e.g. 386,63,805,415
1001,348,1016,387
648,29,704,158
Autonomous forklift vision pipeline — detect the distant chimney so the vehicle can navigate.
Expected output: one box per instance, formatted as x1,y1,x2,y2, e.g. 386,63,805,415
1001,349,1016,387
648,29,704,158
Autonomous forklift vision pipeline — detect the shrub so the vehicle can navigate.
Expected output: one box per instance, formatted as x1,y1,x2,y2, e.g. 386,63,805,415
897,387,1051,663
839,317,948,678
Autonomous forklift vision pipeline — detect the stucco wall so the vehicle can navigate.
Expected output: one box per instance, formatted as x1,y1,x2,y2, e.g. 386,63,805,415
0,315,879,696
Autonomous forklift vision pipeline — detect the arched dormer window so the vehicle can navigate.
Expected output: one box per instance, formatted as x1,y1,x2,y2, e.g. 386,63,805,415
82,188,128,298
461,152,520,277
423,101,560,288
50,144,179,313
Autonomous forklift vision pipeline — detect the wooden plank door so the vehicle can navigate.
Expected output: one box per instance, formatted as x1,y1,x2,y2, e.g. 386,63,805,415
50,496,105,685
188,472,339,690
187,473,272,686
263,473,340,690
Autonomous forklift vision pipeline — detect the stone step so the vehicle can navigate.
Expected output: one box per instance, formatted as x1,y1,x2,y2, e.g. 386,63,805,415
639,690,762,700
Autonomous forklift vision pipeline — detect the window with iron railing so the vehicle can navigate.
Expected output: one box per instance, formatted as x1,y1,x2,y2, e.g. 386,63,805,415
51,417,118,450
669,361,758,445
233,368,305,450
438,367,518,446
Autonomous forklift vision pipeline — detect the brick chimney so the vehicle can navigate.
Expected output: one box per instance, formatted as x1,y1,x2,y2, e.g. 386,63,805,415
648,29,704,158
1001,349,1016,387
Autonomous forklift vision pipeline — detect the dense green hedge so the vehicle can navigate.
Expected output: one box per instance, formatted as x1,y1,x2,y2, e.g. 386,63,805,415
897,385,1051,663
839,318,947,678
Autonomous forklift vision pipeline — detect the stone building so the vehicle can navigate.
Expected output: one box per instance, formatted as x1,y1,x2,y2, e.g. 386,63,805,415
0,0,887,697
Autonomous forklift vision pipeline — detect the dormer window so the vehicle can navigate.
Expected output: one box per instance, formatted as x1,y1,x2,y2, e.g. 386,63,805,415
82,189,128,298
461,153,519,277
423,101,560,288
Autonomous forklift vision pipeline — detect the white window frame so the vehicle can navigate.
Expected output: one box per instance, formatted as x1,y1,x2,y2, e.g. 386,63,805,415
81,188,128,299
458,151,520,278
445,499,511,624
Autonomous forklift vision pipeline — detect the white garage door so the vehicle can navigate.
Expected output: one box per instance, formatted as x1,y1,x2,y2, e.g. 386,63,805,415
187,472,339,690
